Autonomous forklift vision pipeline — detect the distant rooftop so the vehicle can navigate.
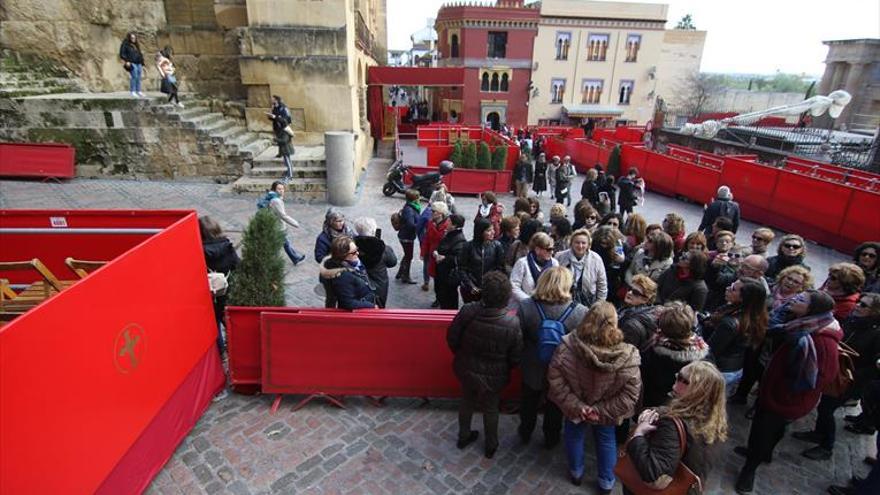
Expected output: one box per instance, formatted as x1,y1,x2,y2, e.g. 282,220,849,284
823,38,880,45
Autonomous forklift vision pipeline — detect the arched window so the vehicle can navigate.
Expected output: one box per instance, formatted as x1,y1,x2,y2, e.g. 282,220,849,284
481,72,490,91
500,73,509,92
450,34,459,58
490,73,500,92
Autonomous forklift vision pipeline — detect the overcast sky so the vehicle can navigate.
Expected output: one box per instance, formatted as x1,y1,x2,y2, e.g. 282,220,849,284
386,0,879,76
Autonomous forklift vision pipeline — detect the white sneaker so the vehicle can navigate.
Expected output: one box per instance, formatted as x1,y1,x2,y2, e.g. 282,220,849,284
176,102,185,108
137,92,146,98
131,91,139,98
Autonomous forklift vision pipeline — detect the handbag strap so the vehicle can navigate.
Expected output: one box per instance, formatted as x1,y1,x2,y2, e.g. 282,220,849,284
670,416,688,459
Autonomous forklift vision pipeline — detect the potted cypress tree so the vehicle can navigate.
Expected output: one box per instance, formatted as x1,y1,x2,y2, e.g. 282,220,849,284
227,209,286,307
477,142,492,170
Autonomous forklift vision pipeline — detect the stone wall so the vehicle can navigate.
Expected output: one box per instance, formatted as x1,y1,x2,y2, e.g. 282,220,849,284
0,0,246,98
0,96,251,180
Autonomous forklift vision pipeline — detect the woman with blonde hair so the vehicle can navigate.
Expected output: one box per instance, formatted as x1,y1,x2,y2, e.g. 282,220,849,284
623,213,648,249
625,361,728,494
766,233,810,280
822,262,866,321
516,266,589,448
663,213,687,257
770,265,814,309
548,301,642,493
511,232,558,301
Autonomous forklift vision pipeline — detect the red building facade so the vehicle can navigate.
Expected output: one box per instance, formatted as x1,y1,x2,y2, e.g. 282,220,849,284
434,1,539,128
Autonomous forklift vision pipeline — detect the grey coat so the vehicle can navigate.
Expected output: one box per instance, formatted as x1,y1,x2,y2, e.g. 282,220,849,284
515,298,589,390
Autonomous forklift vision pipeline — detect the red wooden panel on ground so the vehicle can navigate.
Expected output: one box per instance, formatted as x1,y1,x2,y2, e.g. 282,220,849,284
0,142,75,179
0,210,222,495
426,145,454,166
644,154,681,196
260,311,521,399
406,166,512,195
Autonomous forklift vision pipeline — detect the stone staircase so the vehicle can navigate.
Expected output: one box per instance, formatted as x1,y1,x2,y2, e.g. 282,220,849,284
230,142,328,199
0,50,83,98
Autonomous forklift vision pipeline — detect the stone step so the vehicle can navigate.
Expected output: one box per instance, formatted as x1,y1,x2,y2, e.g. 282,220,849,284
187,112,225,129
229,131,262,149
215,125,248,140
248,165,327,179
291,131,326,146
177,106,211,120
205,119,237,136
240,137,273,156
0,76,78,89
0,85,71,98
231,176,327,199
255,145,325,161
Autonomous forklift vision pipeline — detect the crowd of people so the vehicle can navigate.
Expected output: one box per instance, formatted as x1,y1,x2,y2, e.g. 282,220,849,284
200,150,880,494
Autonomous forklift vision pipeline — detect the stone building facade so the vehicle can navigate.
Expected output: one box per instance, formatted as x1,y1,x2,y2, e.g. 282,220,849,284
434,0,539,128
527,0,705,126
1,0,387,171
819,38,880,133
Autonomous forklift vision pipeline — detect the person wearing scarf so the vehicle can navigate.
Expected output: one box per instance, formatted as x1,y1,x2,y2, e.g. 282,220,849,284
735,290,841,494
314,208,355,262
475,191,503,240
319,236,377,310
511,232,558,302
395,189,422,284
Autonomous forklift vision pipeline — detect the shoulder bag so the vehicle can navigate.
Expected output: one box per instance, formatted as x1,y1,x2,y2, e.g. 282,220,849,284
614,416,702,494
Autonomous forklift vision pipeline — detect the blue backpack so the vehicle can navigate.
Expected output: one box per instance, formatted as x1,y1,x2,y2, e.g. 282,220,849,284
535,300,576,364
256,192,274,210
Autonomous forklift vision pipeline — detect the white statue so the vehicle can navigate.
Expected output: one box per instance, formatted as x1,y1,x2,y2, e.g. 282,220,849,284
680,90,852,139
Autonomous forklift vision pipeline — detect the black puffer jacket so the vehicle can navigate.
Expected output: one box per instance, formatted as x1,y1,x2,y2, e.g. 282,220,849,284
625,417,715,495
656,267,708,312
323,259,376,310
119,40,144,65
641,335,710,407
458,240,507,290
354,235,397,308
765,254,809,282
702,309,746,373
435,228,468,287
446,302,523,393
619,304,660,352
202,237,240,274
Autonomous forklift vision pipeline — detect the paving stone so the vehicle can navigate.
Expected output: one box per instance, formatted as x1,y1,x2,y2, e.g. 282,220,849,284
320,443,344,458
294,467,325,489
204,480,224,494
192,464,214,485
269,471,298,493
295,454,323,474
204,450,224,468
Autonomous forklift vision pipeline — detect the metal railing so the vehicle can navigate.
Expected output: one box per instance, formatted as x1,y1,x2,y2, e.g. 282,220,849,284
355,11,376,59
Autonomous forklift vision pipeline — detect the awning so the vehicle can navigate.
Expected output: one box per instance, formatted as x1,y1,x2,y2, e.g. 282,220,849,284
367,67,465,86
563,104,624,117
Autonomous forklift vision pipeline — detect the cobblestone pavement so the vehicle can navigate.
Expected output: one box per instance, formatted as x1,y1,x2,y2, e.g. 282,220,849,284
0,158,871,494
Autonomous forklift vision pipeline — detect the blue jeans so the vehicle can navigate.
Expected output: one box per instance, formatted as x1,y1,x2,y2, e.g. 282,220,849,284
129,63,143,93
564,420,617,490
282,154,292,178
283,235,302,263
722,369,743,397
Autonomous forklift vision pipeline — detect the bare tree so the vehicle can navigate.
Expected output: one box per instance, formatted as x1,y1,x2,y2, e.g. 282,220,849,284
675,72,722,118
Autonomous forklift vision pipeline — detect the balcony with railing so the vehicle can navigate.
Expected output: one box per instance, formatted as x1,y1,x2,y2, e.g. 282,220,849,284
355,11,376,60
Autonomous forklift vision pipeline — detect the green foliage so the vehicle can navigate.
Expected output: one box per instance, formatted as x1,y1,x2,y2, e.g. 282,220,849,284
227,209,286,307
449,140,464,167
491,145,508,171
675,14,696,30
477,142,492,170
705,72,814,94
462,141,478,169
607,145,621,178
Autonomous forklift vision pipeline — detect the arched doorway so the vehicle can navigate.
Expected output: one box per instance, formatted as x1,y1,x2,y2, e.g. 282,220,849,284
486,111,501,131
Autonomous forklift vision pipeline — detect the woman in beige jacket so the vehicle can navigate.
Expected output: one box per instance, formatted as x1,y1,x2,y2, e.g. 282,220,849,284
547,301,642,494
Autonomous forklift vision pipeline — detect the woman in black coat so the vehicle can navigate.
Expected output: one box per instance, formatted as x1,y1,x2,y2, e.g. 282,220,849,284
353,217,397,308
199,216,240,353
765,234,810,281
626,361,727,495
447,272,523,458
533,153,548,197
434,214,468,310
119,32,146,96
320,236,377,309
458,217,507,303
656,250,709,312
641,302,710,408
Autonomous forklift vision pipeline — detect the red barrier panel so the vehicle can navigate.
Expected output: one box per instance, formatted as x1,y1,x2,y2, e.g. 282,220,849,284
644,154,681,196
674,162,722,203
592,129,616,141
260,311,521,399
406,166,512,195
621,144,649,174
0,142,75,179
720,158,781,219
614,127,645,143
426,145,454,166
839,189,880,251
771,170,853,246
1,210,222,494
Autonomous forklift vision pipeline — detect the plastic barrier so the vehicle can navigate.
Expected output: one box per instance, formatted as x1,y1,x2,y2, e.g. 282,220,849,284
840,189,880,251
772,170,853,247
406,165,512,195
719,158,781,220
426,145,454,167
674,161,722,204
645,154,682,197
259,311,522,401
0,210,223,495
0,142,75,179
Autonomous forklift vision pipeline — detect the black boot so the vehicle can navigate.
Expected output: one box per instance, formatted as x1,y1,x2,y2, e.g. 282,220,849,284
735,465,756,494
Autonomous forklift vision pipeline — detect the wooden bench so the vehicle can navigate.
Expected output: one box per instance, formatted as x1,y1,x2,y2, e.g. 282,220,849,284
0,259,76,322
65,257,108,279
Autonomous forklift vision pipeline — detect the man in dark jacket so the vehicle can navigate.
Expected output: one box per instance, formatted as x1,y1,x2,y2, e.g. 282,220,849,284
699,185,741,235
617,167,639,220
353,217,397,308
266,95,294,180
395,189,421,284
447,271,523,458
435,214,468,309
513,155,534,199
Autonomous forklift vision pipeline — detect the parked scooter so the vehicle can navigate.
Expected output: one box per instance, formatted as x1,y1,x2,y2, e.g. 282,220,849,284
383,160,454,199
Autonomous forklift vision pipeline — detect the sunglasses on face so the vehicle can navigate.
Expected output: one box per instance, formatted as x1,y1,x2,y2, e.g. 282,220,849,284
782,243,802,249
675,372,690,385
729,253,743,259
628,287,647,298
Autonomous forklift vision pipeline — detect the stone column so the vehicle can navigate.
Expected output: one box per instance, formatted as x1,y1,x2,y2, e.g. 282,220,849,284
325,131,356,206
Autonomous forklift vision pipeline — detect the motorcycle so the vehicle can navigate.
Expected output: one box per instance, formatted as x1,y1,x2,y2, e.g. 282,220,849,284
382,160,454,199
